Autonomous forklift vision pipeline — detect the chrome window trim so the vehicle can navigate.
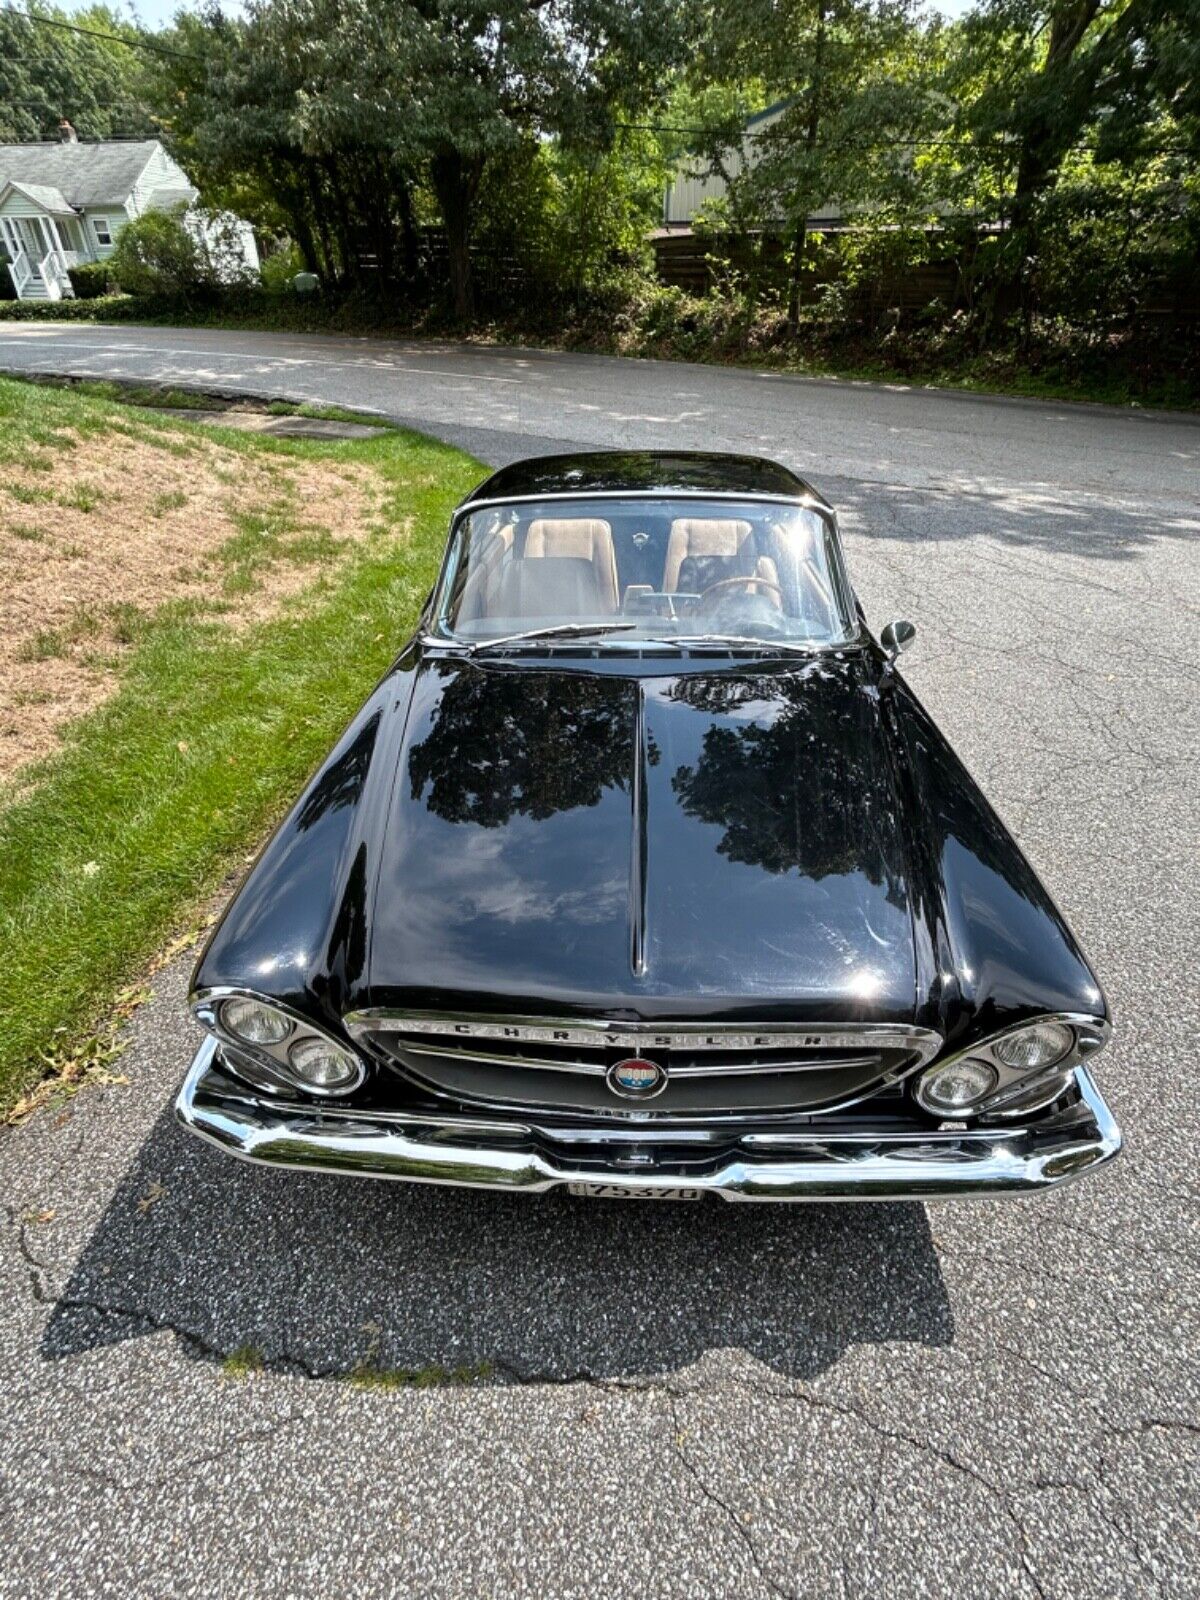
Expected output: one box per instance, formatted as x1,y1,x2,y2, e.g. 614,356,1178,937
458,490,833,515
430,490,860,651
417,632,865,660
192,984,368,1099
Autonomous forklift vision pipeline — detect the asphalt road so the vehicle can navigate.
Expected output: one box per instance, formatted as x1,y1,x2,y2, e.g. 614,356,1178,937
1,324,1198,1600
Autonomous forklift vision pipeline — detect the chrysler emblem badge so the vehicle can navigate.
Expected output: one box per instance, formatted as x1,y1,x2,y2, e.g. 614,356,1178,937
607,1056,667,1100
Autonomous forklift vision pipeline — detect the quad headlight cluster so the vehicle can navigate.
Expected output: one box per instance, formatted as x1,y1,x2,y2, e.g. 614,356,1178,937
914,1016,1106,1121
191,989,366,1097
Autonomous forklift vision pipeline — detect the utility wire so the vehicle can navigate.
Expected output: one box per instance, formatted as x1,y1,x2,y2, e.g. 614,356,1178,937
3,7,205,61
618,122,1190,156
4,16,1189,159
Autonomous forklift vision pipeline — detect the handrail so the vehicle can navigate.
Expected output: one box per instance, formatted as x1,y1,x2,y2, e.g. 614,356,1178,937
9,249,32,294
38,249,64,300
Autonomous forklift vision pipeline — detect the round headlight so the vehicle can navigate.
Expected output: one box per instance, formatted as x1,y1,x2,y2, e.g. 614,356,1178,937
992,1022,1074,1072
288,1035,361,1092
220,997,292,1046
916,1058,998,1115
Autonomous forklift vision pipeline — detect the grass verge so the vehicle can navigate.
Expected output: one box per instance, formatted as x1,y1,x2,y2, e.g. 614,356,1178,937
0,376,481,1118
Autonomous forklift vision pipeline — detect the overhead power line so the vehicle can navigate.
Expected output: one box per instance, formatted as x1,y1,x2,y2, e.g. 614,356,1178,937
3,18,1189,161
4,7,205,61
615,122,1191,157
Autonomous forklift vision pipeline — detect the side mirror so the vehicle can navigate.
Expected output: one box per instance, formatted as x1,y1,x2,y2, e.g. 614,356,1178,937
880,619,917,663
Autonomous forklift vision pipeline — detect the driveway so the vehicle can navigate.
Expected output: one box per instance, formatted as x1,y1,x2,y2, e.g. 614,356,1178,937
1,325,1197,1600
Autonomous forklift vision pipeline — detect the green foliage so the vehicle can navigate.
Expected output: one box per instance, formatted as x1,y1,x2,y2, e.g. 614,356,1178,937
109,208,207,299
0,294,136,321
67,260,111,299
0,0,1193,394
0,5,156,142
259,241,306,294
150,0,689,313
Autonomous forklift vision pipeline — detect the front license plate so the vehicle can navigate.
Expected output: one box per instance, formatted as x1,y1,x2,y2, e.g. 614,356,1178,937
566,1182,703,1201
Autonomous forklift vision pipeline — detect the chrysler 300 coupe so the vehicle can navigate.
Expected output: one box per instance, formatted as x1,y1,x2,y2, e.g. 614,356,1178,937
177,451,1121,1200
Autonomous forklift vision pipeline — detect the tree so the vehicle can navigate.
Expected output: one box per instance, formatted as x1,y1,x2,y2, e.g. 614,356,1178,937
152,0,687,316
150,3,376,286
0,4,157,142
687,0,932,327
949,0,1200,323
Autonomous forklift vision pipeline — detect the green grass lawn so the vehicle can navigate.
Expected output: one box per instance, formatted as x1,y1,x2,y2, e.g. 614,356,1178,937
0,377,481,1118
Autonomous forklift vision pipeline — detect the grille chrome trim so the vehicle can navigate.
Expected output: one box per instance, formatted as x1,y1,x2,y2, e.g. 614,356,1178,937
400,1038,881,1078
403,1040,607,1076
345,1010,944,1120
344,1010,943,1063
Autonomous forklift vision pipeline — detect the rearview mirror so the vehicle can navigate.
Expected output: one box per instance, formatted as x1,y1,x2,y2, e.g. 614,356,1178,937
880,619,917,662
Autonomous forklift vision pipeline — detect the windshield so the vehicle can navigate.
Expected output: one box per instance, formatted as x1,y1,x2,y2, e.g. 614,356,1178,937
434,495,858,648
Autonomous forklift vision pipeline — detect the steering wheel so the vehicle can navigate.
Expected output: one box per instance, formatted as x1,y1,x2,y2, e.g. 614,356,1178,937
696,574,784,609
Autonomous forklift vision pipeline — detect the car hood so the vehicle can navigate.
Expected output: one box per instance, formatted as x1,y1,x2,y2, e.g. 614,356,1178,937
366,654,917,1022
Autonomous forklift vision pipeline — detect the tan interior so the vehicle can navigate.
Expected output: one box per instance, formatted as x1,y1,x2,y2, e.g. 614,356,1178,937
524,518,619,611
457,523,514,622
663,518,779,598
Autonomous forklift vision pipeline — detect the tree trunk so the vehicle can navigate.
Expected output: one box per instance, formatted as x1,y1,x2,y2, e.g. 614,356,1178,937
785,0,826,335
323,156,358,285
786,218,808,331
276,171,320,277
396,175,419,285
1010,0,1102,238
991,0,1103,331
301,160,338,283
431,148,483,321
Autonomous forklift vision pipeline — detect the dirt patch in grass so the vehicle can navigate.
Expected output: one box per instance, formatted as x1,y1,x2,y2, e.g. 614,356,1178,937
0,422,379,782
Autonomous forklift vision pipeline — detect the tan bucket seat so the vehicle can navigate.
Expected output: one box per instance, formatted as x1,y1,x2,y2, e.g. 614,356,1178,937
663,518,779,600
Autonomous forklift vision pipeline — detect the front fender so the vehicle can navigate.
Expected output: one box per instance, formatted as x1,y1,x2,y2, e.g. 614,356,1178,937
191,649,420,1034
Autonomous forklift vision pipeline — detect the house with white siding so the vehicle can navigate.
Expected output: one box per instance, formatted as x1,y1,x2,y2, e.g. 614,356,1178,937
662,101,841,230
0,130,258,300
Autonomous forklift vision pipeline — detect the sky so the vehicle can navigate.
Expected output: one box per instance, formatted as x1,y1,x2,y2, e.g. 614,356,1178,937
99,0,979,31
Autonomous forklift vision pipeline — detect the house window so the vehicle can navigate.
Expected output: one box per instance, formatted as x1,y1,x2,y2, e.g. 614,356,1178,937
91,217,113,247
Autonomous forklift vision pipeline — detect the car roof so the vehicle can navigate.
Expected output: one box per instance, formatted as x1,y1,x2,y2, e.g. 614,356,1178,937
458,450,830,509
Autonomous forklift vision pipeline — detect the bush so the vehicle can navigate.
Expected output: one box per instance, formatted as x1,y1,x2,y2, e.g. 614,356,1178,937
0,252,15,301
67,260,111,299
110,208,209,300
0,293,137,321
260,241,305,294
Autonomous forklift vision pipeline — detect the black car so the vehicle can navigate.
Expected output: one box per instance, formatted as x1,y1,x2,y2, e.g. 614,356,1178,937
178,451,1121,1201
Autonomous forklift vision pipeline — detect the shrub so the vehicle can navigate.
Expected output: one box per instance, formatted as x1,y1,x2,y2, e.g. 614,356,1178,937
0,293,137,321
67,260,111,299
110,208,209,300
260,241,306,294
0,251,16,301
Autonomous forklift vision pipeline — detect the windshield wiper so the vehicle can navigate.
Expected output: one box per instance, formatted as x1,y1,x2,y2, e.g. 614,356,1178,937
459,621,640,654
644,633,822,655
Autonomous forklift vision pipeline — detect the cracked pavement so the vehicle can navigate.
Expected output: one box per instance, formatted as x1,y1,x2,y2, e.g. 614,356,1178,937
1,326,1197,1598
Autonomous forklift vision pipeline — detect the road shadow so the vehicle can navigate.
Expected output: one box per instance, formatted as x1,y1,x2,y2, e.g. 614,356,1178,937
41,1107,953,1383
822,470,1199,562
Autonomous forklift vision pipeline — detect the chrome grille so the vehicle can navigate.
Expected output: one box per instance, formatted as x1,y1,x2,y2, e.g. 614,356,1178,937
345,1012,942,1120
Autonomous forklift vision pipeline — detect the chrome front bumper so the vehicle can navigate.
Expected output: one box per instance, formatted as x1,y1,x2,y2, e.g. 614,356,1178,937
176,1038,1122,1201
